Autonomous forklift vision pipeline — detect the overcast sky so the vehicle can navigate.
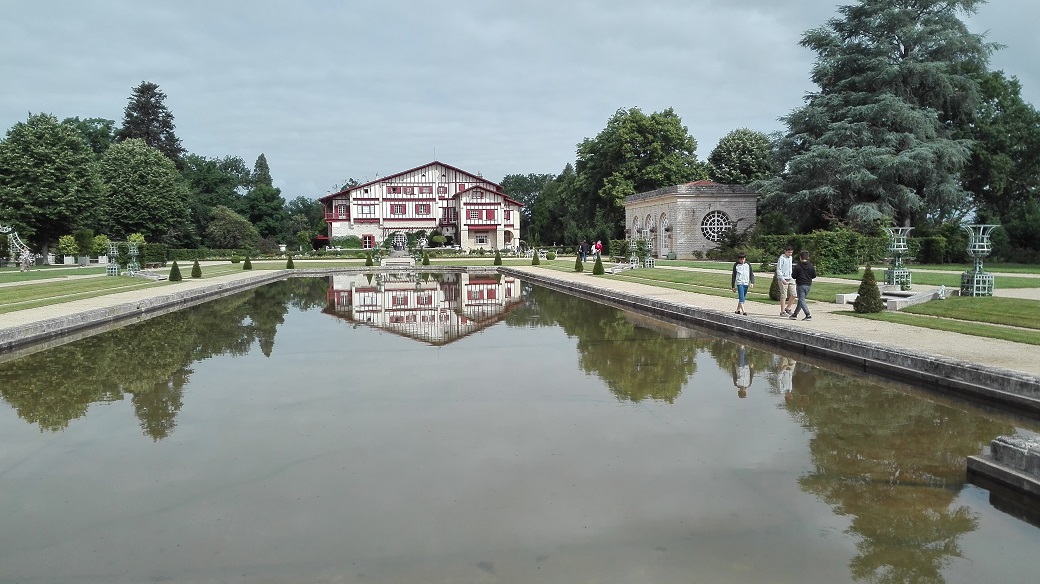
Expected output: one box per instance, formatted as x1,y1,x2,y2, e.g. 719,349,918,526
2,0,1037,199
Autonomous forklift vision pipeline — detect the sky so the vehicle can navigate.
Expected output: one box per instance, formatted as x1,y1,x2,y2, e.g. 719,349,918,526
2,0,1038,200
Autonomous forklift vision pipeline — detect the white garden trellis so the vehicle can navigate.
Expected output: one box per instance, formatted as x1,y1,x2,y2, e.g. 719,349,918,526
0,224,35,271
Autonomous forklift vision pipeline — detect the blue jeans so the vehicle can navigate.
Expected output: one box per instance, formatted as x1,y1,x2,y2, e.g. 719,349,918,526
792,284,811,317
736,284,748,303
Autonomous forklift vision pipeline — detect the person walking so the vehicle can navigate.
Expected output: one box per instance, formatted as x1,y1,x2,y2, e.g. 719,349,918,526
579,240,590,262
775,246,795,316
789,251,817,321
730,252,754,316
593,240,603,259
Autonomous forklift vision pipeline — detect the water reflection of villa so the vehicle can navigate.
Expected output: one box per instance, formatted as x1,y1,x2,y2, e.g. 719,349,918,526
324,271,524,345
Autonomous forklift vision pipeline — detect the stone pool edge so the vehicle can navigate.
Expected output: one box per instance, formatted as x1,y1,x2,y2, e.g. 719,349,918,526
502,267,1040,417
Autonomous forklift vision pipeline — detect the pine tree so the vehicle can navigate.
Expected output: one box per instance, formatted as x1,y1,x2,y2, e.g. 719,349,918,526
761,0,995,230
191,259,202,278
853,266,886,313
168,261,182,281
115,81,185,166
592,256,604,275
574,254,584,272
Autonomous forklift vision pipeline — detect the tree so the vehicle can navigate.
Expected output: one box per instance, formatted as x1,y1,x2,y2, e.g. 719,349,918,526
96,139,193,244
501,173,555,237
958,70,1040,258
575,107,707,238
63,117,116,158
0,113,105,254
242,154,286,239
116,81,186,166
191,259,202,278
528,164,580,245
168,260,182,282
708,128,778,184
180,154,251,241
761,0,995,232
204,205,260,249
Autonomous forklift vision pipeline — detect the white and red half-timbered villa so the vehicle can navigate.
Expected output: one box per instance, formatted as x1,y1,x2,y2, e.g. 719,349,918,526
318,161,523,252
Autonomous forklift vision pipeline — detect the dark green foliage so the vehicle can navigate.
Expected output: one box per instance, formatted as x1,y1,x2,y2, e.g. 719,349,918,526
769,273,781,301
365,252,373,266
168,261,182,282
592,256,604,275
230,255,241,264
493,249,502,266
708,128,777,184
422,252,430,266
853,266,885,313
115,81,185,166
532,252,540,266
139,243,168,267
73,229,94,256
190,259,202,278
574,254,584,272
917,237,947,264
286,255,295,269
243,257,252,270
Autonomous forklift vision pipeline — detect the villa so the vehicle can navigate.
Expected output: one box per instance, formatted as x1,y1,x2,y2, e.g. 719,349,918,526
318,161,523,252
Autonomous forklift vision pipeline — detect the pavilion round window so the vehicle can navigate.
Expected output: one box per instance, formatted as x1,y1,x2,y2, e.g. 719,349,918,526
700,210,733,242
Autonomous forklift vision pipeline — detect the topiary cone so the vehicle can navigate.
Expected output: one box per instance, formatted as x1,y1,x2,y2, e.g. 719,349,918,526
168,261,182,281
853,265,885,313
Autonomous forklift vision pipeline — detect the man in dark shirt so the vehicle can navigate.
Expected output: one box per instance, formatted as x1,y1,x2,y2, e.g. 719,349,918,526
789,251,817,321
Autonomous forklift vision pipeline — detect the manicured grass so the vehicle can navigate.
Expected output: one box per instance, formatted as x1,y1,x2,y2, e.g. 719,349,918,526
0,277,166,314
898,271,1040,289
845,310,1040,346
910,263,1040,274
901,296,1040,330
0,266,108,282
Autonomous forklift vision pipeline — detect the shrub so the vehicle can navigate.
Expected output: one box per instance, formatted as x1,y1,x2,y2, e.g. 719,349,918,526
546,251,556,260
853,266,885,313
916,236,946,264
769,273,781,301
574,254,584,272
422,252,430,266
532,252,540,266
230,255,242,264
592,256,605,275
73,229,94,257
168,261,182,281
243,257,253,270
93,234,111,257
139,243,168,267
286,255,295,269
365,252,373,266
494,249,502,266
191,259,202,278
692,250,704,260
58,235,78,256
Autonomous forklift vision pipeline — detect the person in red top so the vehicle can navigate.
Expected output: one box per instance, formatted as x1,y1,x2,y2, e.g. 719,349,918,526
593,240,603,258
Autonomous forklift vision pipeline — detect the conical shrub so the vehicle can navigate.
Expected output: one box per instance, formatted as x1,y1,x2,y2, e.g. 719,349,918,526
592,256,604,275
365,252,373,266
286,255,295,269
493,249,502,266
574,254,583,272
243,257,253,270
422,252,430,266
190,259,202,278
769,272,781,301
532,252,540,266
853,265,885,313
168,261,182,281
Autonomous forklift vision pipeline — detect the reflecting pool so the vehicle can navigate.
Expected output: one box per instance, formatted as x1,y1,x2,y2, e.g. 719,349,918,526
1,273,1039,584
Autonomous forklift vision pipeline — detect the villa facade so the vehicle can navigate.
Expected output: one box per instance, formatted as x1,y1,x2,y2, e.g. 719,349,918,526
624,180,758,257
318,161,523,252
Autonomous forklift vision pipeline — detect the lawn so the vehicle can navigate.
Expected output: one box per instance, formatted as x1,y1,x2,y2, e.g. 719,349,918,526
0,277,166,315
846,310,1040,346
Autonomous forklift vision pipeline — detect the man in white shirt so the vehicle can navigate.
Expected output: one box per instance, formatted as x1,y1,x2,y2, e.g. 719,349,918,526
775,246,796,316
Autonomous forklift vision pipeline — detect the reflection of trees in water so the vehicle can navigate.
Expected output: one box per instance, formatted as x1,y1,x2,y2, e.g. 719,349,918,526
505,286,698,403
0,277,330,439
783,369,1015,584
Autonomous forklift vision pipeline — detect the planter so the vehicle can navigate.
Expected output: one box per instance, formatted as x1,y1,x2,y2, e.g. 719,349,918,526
97,255,109,264
77,256,90,266
63,255,76,265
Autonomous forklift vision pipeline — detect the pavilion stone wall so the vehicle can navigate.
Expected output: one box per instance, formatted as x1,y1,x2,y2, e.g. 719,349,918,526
625,183,758,258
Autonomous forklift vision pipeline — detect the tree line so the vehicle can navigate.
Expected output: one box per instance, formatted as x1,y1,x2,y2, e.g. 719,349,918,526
505,0,1040,262
0,81,326,257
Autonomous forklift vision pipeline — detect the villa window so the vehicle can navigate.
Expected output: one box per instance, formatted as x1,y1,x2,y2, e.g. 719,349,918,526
419,186,433,194
416,204,431,215
437,186,448,194
476,234,489,245
504,210,511,220
485,210,495,220
467,289,484,300
417,294,433,306
487,288,497,300
357,205,376,218
390,204,405,216
467,209,480,220
334,204,347,218
392,294,408,307
362,235,375,249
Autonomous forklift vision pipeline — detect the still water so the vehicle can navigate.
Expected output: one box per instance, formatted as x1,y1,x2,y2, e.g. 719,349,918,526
1,273,1038,584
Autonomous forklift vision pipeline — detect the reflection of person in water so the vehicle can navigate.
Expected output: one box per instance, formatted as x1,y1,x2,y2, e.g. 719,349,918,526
733,345,753,398
779,357,795,402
